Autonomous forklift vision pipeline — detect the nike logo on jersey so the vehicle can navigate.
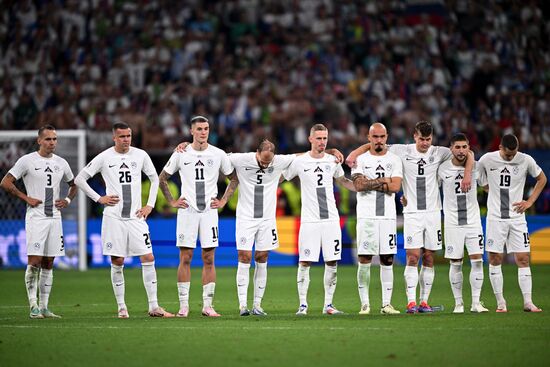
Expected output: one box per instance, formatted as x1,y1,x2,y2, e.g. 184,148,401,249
115,283,124,287
109,165,116,168
364,166,372,169
405,158,415,161
245,167,255,170
304,169,311,172
34,167,41,170
183,162,192,165
490,168,498,171
445,175,453,179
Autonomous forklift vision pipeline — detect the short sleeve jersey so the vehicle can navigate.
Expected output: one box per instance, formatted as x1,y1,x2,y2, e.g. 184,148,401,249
389,144,451,213
438,159,481,227
8,152,74,220
478,151,542,221
163,145,233,212
351,151,403,219
229,152,294,220
283,153,343,223
82,147,157,220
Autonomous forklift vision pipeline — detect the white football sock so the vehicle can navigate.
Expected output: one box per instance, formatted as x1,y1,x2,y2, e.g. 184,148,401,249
489,264,505,305
357,263,371,306
380,264,394,307
236,262,250,308
203,282,216,308
404,265,418,303
297,264,310,306
324,264,338,306
253,262,267,308
38,268,53,310
469,259,484,305
518,267,533,305
111,264,126,310
25,265,40,308
449,261,463,305
419,266,435,303
142,261,159,311
177,282,190,308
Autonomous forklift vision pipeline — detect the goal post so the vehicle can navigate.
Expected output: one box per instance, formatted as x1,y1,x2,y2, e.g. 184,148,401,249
0,130,88,271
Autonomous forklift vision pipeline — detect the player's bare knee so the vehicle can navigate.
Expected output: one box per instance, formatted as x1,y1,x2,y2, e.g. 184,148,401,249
422,252,434,267
41,257,55,269
325,260,337,266
140,253,155,263
299,261,311,267
380,255,393,266
238,251,252,264
514,253,530,268
488,252,503,266
111,256,124,266
254,251,268,263
358,255,372,264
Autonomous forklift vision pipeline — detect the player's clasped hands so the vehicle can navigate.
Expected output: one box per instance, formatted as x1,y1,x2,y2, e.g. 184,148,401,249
136,205,153,219
170,197,189,209
26,197,42,207
98,195,120,206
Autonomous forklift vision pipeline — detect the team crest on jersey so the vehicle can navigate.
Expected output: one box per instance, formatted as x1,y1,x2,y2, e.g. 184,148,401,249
239,237,247,246
447,245,453,254
207,159,214,167
429,156,435,163
407,236,413,244
304,249,311,256
178,233,185,242
106,242,113,249
54,165,60,172
385,163,392,171
324,164,330,171
267,167,274,173
33,242,41,249
487,239,494,247
131,161,137,169
314,166,323,173
362,241,369,249
513,166,519,175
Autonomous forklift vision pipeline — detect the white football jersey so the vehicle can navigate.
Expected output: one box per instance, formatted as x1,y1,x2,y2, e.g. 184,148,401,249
283,153,343,223
389,144,451,213
229,152,294,220
8,152,74,220
82,147,158,220
351,151,403,219
478,151,542,221
438,159,481,227
163,145,233,212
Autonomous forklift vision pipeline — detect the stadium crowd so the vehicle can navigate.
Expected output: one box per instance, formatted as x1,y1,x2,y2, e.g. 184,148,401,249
1,0,549,156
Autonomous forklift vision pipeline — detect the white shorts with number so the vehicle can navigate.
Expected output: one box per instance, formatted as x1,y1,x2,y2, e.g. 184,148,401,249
486,219,530,254
403,211,442,250
236,217,279,251
357,218,397,256
101,215,152,257
444,225,484,259
176,207,219,248
26,218,65,257
298,221,342,262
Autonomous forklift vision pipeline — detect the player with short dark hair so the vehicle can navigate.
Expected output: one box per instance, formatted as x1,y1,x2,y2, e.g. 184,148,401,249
75,123,174,318
1,125,77,318
478,134,547,312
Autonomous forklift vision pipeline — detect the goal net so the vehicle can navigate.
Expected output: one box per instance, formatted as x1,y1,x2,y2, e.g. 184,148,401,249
0,130,87,270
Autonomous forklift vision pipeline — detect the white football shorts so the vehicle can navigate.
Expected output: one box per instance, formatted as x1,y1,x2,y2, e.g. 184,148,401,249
486,219,530,254
25,218,65,257
403,211,442,250
176,207,219,248
356,218,397,256
298,221,342,262
101,215,152,257
444,225,484,259
236,217,279,251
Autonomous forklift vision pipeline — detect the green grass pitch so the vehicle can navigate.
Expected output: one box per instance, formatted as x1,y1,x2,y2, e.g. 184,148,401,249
1,264,549,367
